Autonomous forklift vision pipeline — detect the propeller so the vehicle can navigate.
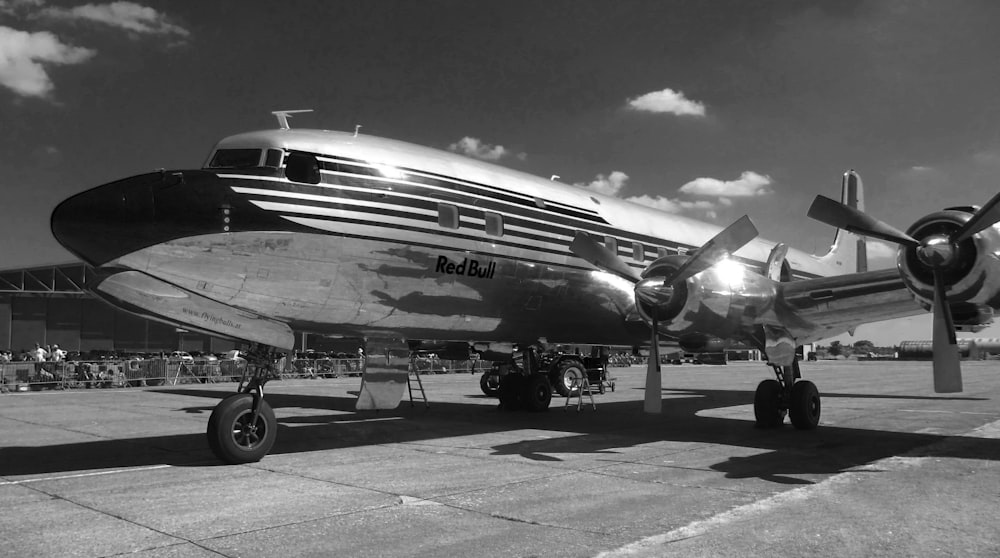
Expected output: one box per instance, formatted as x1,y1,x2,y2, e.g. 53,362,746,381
807,192,1000,393
570,216,759,412
569,232,642,283
807,195,919,247
645,308,661,413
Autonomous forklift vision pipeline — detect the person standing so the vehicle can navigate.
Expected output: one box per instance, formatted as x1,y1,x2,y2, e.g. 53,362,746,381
51,345,66,362
33,343,48,362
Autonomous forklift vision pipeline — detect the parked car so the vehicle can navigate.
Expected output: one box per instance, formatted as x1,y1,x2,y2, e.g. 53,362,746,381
188,351,218,363
170,351,194,362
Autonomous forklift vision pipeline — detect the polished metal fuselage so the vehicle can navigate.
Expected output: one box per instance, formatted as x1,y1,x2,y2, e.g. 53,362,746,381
51,129,931,350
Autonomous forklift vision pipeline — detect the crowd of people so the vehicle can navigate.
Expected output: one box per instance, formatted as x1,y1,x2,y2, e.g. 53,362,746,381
0,342,131,389
0,343,67,364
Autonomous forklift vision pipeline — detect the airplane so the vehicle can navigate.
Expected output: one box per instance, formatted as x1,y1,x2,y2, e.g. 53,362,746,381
49,110,1000,464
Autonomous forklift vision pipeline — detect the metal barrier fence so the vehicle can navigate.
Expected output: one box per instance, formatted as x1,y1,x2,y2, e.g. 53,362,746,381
283,358,488,378
0,357,488,392
286,358,362,379
0,359,242,391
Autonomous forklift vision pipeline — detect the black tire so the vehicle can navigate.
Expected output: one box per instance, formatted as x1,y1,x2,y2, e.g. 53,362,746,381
789,380,821,430
207,393,277,464
551,360,584,397
498,374,524,411
754,379,785,428
522,375,552,412
480,373,501,397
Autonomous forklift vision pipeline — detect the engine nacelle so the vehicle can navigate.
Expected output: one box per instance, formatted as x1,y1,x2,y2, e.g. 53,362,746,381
676,333,729,353
634,256,777,342
898,208,1000,317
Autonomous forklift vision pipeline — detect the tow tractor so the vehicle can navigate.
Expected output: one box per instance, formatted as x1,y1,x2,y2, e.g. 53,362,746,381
480,347,614,405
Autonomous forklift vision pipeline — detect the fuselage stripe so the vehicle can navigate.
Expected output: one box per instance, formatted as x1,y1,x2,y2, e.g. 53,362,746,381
221,174,821,281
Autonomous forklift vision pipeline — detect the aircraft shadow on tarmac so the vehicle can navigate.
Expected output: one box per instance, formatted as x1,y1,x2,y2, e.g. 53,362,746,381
3,387,999,485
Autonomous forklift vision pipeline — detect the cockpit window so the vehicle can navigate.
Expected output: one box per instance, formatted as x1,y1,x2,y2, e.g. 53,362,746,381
207,149,262,169
264,149,283,168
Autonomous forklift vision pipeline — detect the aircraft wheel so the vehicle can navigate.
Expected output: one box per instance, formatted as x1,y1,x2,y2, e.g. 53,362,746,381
789,380,821,430
551,360,584,397
498,374,523,411
480,372,501,397
522,374,552,412
753,379,785,428
207,393,276,464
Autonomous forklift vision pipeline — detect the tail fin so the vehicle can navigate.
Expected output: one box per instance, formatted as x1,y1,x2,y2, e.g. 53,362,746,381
815,170,868,273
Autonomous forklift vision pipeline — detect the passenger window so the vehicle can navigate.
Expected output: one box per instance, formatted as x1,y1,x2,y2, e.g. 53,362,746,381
657,247,670,258
604,236,618,255
632,242,644,262
438,203,460,229
485,212,504,237
285,152,320,184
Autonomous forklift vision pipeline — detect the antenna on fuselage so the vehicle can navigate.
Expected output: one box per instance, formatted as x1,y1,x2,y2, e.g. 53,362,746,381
271,109,314,130
550,175,560,181
354,124,362,137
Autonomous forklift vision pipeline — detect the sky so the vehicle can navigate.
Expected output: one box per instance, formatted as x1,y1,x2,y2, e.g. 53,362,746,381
2,0,1000,345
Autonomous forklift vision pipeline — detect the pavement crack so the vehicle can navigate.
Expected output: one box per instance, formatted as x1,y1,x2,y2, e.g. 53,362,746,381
18,483,232,557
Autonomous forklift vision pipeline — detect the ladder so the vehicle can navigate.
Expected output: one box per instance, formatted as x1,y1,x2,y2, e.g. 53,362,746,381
407,355,429,408
564,374,596,411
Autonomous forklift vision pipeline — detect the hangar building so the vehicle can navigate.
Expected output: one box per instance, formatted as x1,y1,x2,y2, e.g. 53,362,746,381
0,263,238,355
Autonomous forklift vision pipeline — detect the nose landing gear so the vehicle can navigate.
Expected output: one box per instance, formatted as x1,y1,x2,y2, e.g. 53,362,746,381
207,344,282,464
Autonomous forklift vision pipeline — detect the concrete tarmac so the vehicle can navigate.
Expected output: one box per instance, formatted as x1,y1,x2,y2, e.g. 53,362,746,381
2,360,999,557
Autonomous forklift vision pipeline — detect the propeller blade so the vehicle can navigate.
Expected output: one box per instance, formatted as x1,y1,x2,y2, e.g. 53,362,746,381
807,195,920,248
931,269,963,393
644,308,662,413
570,231,642,283
952,190,1000,243
664,215,759,285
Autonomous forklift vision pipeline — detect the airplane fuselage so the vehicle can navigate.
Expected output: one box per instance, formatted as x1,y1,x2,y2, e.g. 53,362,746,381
51,128,924,351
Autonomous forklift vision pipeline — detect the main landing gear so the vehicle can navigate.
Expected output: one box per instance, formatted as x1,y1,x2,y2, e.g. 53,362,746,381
753,359,820,430
496,348,553,412
207,344,282,464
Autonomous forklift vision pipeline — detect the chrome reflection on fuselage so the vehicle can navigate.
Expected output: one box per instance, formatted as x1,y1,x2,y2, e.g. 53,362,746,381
50,128,909,350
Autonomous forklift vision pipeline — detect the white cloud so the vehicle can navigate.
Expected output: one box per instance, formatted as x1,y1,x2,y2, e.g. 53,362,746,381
573,170,722,219
626,88,706,116
41,2,189,37
448,136,523,161
0,25,94,97
574,171,629,196
679,171,773,197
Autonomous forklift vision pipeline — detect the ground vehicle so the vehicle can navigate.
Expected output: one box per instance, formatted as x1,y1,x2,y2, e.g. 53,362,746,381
189,351,218,363
541,352,610,397
483,350,611,401
170,351,194,362
479,364,503,396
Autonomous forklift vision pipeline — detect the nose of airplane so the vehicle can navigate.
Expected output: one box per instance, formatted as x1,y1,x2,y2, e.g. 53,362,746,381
50,170,227,266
